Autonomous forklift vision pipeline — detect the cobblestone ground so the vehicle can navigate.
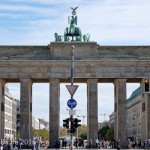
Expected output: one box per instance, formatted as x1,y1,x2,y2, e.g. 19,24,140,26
44,148,144,150
19,148,146,150
21,148,145,150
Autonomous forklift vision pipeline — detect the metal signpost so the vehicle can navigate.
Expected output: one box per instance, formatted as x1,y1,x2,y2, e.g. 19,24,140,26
69,45,76,150
64,45,81,150
63,7,82,150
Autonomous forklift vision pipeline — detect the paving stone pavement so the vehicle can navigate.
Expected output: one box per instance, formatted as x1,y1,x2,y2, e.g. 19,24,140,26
44,149,145,150
20,148,145,150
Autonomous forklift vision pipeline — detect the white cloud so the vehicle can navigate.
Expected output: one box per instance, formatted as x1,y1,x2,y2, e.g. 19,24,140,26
0,4,62,17
0,0,150,45
77,0,150,44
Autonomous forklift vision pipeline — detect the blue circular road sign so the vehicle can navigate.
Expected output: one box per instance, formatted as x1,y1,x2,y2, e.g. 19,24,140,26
67,98,77,109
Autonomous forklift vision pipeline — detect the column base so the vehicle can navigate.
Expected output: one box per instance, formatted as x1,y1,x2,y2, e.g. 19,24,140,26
47,145,55,149
120,144,128,149
19,145,32,149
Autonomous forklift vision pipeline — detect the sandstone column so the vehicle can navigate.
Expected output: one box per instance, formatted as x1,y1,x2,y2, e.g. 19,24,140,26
49,79,60,148
87,79,98,148
114,79,127,148
141,88,150,141
20,79,32,143
0,79,5,140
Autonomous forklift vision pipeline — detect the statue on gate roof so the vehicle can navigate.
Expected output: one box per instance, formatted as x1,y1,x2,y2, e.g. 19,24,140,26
54,7,90,42
64,6,82,40
71,6,78,16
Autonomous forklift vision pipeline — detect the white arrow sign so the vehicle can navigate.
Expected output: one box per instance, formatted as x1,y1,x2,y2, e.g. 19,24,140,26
66,85,79,97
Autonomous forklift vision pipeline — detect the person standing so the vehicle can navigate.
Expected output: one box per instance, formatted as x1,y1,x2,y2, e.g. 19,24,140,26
35,138,40,150
13,142,16,150
7,141,11,150
95,139,99,148
64,139,67,149
55,139,60,150
0,142,2,150
89,139,92,148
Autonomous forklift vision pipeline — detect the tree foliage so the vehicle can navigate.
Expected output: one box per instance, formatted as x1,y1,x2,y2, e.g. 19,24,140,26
105,128,114,141
16,131,20,139
60,128,68,137
32,128,49,140
78,125,87,139
98,125,110,140
80,132,87,140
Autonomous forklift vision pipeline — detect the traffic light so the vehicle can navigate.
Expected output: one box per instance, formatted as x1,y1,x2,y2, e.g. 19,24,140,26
144,78,150,93
63,118,69,129
70,118,76,133
74,118,81,128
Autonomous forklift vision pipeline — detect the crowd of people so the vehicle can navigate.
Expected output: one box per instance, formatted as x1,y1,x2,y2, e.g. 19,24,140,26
55,138,86,149
1,138,150,149
127,139,150,149
0,140,24,150
54,138,121,149
55,138,150,149
0,138,48,150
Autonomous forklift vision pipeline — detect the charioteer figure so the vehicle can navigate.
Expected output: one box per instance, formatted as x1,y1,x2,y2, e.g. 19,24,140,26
64,6,82,41
54,7,90,41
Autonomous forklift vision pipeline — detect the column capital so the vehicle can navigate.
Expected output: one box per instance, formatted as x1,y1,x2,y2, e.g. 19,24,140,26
87,78,98,81
114,78,127,84
0,79,5,84
19,78,33,82
49,78,60,83
87,78,98,84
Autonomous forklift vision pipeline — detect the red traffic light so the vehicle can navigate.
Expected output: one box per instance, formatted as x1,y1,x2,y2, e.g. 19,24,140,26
144,78,150,93
145,79,149,83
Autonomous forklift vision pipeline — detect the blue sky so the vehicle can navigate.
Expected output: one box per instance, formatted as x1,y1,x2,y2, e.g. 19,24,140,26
0,0,150,45
1,0,149,125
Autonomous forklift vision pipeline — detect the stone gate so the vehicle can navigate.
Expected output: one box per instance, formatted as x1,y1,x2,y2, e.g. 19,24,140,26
0,42,150,148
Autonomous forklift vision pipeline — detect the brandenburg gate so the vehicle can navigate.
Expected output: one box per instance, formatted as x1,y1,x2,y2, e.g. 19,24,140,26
0,7,150,148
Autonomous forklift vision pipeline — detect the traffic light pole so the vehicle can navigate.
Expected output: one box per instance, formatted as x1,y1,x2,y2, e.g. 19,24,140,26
71,45,74,87
70,45,74,150
63,45,81,150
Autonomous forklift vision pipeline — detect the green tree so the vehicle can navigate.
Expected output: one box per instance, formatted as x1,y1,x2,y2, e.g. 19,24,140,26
32,128,49,140
32,128,39,137
98,125,110,140
77,125,87,139
16,131,20,139
105,128,114,141
60,128,68,137
80,132,87,140
39,129,49,140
